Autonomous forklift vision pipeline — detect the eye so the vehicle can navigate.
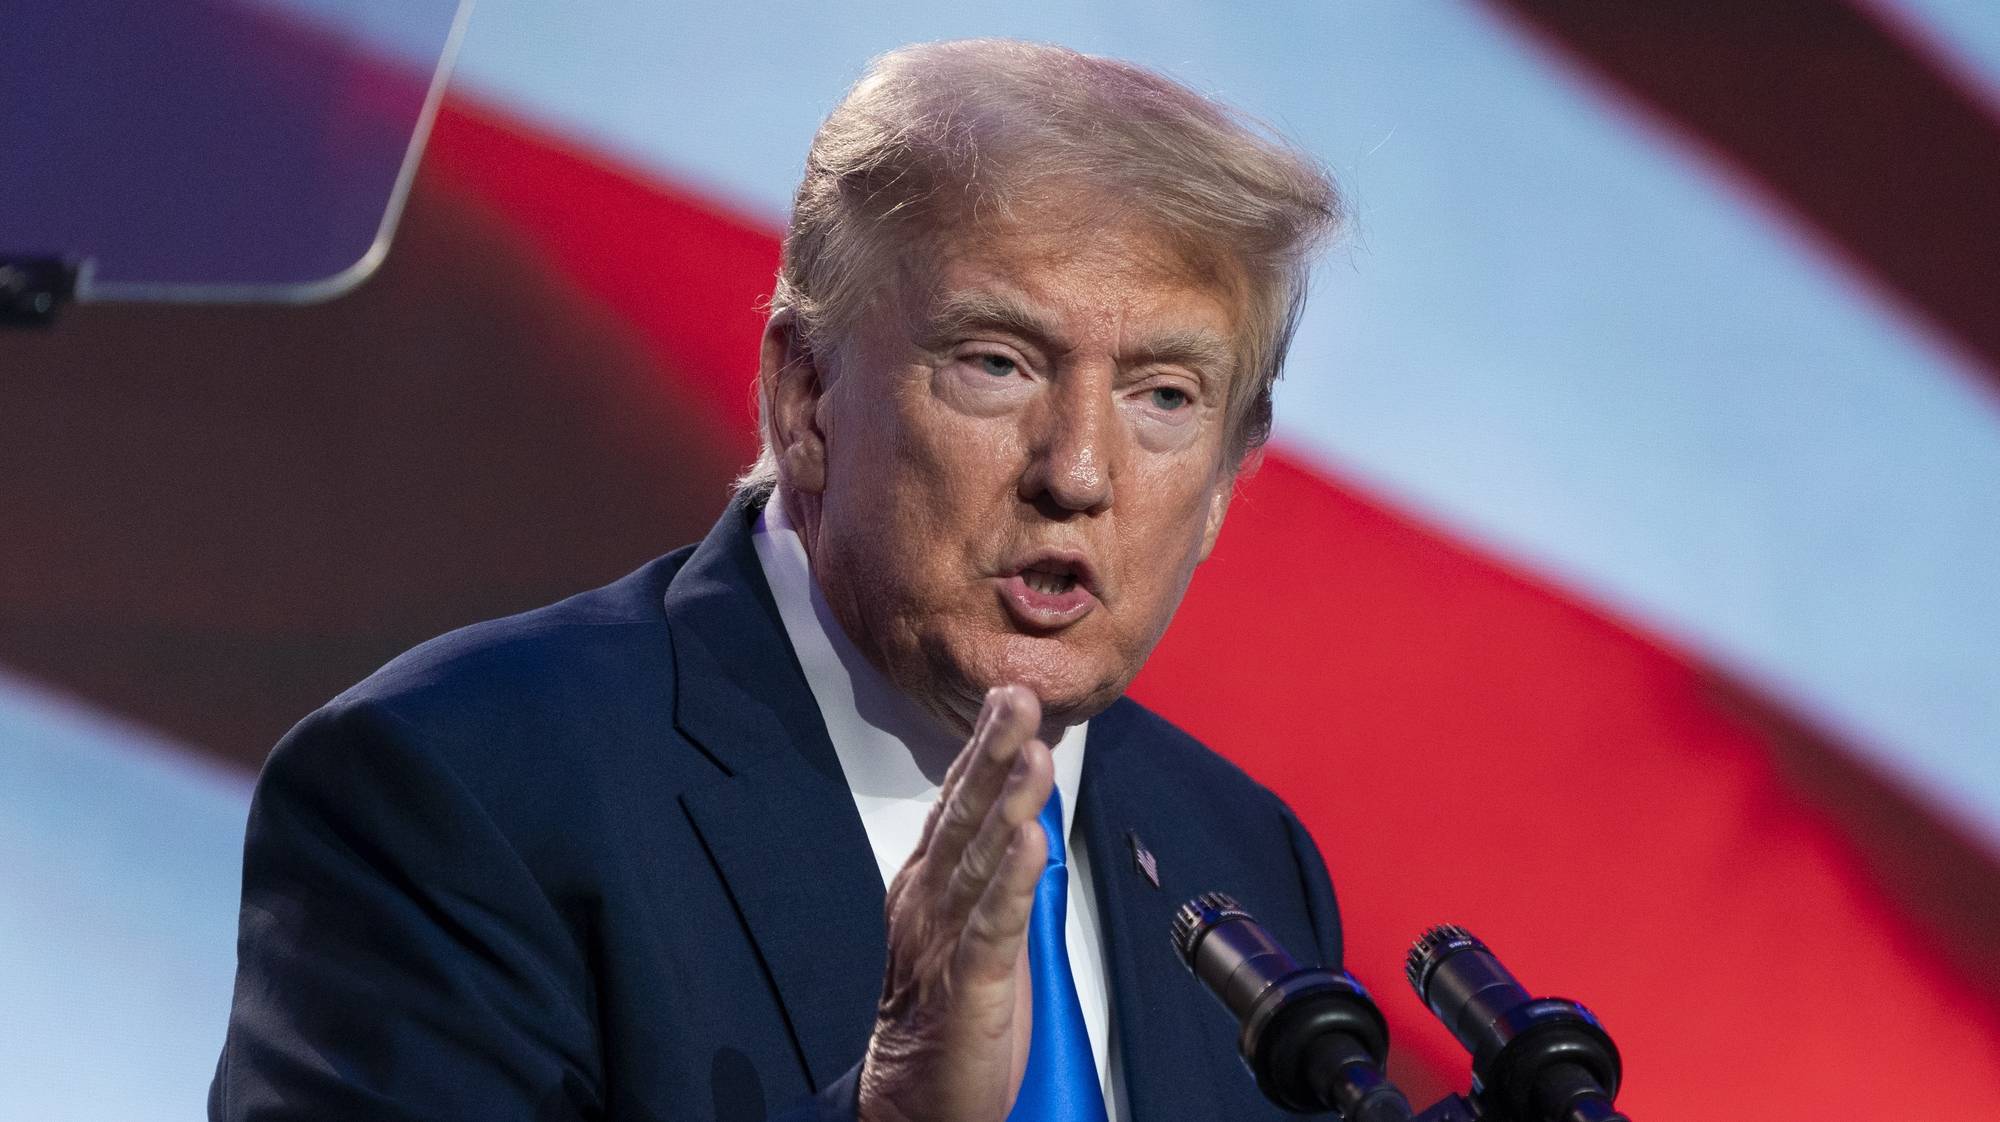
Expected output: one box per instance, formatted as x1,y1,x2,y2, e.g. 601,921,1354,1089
977,354,1019,378
1149,386,1192,411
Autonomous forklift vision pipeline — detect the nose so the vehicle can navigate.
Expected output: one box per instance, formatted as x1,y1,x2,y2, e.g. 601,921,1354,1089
1021,372,1116,515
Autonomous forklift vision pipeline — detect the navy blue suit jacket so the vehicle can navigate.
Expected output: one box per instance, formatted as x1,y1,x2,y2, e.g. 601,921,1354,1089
211,497,1344,1120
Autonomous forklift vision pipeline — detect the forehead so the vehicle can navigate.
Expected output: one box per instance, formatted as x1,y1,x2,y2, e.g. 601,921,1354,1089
896,215,1247,358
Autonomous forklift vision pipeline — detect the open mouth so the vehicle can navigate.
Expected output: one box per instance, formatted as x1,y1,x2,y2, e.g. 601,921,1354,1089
1020,564,1079,596
998,552,1099,629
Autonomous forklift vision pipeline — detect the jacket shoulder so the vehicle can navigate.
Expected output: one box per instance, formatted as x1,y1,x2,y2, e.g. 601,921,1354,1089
261,547,706,825
1100,696,1294,817
1096,696,1343,965
332,547,694,728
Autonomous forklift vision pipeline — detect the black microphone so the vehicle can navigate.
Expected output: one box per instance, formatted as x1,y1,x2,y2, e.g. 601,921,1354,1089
1173,892,1413,1121
1406,925,1630,1122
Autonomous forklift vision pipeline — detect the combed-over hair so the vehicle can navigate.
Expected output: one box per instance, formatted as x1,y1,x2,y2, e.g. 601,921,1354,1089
738,38,1339,496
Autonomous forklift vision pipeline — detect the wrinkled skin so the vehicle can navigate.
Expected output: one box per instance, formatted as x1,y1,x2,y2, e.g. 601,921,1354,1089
769,216,1243,741
861,685,1052,1122
760,210,1248,1122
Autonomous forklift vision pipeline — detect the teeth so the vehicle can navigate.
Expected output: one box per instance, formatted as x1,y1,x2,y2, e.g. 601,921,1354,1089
1024,570,1076,595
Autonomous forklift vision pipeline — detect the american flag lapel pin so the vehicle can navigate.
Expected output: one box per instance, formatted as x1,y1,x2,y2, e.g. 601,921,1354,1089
1127,829,1160,889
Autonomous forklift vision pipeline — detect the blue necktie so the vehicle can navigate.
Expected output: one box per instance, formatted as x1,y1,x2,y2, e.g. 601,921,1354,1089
1007,788,1110,1121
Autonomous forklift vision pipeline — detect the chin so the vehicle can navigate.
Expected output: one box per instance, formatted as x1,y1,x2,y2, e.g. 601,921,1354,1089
972,633,1130,729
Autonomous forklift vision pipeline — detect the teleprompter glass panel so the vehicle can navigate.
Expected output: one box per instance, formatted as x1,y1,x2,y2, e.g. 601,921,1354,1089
1,0,469,304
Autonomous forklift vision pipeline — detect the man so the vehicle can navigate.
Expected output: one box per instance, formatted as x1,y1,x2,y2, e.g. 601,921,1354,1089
212,39,1341,1121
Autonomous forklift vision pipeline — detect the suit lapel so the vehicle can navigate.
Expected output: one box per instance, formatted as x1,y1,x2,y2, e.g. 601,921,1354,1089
667,499,888,1090
657,502,1282,1111
1078,701,1267,1120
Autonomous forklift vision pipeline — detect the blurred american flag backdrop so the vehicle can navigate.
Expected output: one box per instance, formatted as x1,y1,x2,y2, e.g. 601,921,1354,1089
3,1,1997,1117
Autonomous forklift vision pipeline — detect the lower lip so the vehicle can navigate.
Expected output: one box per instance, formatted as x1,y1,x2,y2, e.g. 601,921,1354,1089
998,574,1098,630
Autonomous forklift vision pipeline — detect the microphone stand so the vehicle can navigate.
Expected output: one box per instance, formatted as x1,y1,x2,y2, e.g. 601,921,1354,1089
1175,895,1632,1122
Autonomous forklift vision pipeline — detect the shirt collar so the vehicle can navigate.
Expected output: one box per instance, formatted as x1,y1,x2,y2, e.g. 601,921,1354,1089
750,486,1087,842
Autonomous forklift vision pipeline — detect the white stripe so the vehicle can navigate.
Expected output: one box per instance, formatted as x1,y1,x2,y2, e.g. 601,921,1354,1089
1872,0,2000,110
446,1,2000,845
0,673,250,1121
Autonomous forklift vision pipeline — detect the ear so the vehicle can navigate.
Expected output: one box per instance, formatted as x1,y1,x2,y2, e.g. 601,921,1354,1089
1196,473,1234,563
761,308,830,495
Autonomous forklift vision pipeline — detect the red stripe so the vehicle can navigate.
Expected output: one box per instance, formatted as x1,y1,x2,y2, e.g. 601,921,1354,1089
420,97,776,463
1485,0,2000,395
419,97,2000,1115
1134,453,2000,1114
0,102,751,765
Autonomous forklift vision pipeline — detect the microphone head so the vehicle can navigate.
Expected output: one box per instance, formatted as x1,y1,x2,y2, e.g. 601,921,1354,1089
1405,923,1626,1116
1405,922,1484,1000
1170,891,1254,967
1173,891,1397,1114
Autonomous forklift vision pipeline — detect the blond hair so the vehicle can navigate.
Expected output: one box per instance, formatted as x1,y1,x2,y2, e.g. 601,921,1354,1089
740,38,1339,495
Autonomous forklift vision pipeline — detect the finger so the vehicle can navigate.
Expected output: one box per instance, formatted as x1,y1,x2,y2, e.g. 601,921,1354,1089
932,690,1000,799
953,817,1047,985
913,727,980,859
943,737,1053,920
932,684,1035,828
913,685,1039,874
923,686,1038,868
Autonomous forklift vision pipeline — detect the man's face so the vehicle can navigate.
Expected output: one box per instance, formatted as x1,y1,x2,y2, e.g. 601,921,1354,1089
774,213,1243,735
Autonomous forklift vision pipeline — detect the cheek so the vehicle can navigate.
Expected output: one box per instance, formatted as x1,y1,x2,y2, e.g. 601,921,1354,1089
894,388,1028,501
825,386,1024,576
1130,454,1224,538
1113,471,1222,608
823,373,937,492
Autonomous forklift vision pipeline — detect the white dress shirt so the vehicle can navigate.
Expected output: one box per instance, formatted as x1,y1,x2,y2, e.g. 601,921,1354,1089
751,490,1127,1119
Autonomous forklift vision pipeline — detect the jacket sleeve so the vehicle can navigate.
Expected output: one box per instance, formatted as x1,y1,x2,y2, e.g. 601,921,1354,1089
1280,802,1345,969
209,701,604,1121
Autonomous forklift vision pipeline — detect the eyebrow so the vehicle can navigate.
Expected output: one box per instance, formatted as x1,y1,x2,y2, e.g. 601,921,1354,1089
1127,328,1238,382
918,291,1066,351
917,290,1238,380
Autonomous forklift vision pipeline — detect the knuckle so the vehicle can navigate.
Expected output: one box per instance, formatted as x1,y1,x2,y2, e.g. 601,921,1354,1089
939,794,981,836
944,847,989,907
960,903,1002,950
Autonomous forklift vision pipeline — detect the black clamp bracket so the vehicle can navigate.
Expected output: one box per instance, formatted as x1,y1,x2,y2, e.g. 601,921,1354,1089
2,256,82,327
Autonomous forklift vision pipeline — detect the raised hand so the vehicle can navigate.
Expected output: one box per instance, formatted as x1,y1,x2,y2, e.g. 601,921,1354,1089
857,685,1056,1122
